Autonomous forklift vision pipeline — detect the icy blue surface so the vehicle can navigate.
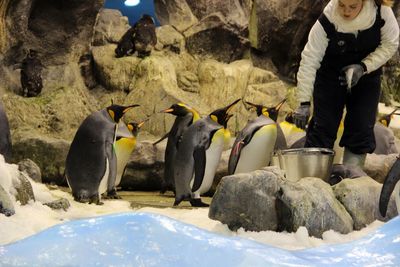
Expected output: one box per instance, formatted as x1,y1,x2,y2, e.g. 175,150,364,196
0,212,399,267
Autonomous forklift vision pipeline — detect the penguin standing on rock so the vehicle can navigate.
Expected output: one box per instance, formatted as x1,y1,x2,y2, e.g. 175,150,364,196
374,108,399,155
65,103,139,204
115,14,157,58
155,103,200,194
173,99,240,207
0,101,12,162
20,49,43,97
114,120,145,192
228,99,286,175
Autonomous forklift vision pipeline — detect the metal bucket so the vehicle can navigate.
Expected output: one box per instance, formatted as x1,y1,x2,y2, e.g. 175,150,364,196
277,148,335,182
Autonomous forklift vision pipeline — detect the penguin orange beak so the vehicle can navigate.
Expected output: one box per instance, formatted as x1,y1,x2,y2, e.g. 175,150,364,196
160,108,174,113
275,98,286,111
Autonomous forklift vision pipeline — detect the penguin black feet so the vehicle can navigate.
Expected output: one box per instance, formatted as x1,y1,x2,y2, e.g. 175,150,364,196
189,198,209,207
104,189,122,199
89,195,104,205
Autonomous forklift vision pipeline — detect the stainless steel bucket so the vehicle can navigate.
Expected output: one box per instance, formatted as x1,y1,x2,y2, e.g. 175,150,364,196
277,148,335,182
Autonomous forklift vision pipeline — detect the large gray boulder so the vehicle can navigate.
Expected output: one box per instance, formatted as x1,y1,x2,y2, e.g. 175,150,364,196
276,178,353,238
333,176,398,230
209,168,281,231
154,0,198,32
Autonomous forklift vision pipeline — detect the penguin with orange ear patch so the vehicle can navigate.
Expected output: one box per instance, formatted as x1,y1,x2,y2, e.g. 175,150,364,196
228,99,286,175
65,103,139,204
173,99,240,207
113,120,145,196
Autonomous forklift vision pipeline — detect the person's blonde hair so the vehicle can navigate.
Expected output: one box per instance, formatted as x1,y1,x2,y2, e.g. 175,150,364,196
375,0,394,7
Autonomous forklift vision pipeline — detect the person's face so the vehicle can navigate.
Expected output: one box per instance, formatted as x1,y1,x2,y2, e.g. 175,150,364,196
338,0,363,20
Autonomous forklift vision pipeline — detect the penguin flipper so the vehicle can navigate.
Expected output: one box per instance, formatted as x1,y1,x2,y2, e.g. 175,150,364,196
192,147,206,192
379,157,400,217
228,140,243,175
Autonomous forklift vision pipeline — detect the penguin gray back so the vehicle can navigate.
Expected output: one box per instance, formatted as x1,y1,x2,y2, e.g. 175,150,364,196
65,109,117,202
173,117,221,204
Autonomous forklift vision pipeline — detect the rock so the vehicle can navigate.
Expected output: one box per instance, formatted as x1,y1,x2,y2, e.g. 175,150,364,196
333,177,398,230
0,184,15,217
276,177,353,238
18,158,42,183
177,71,200,93
154,0,198,32
209,168,280,231
119,141,164,190
364,154,398,183
43,198,70,211
156,25,186,53
12,136,70,185
249,0,329,80
184,13,249,63
92,8,131,46
13,172,35,205
92,44,141,92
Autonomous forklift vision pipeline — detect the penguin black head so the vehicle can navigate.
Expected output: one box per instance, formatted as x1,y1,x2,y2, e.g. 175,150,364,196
245,98,286,122
209,99,240,127
107,104,140,123
378,108,399,127
285,112,295,123
140,14,155,25
27,49,38,59
127,120,145,137
161,103,197,117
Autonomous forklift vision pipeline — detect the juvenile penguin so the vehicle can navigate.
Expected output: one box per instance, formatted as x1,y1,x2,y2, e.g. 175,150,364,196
114,121,144,192
115,14,157,58
155,103,200,194
0,101,12,163
65,103,139,204
379,157,400,217
228,99,286,175
173,99,240,207
20,49,43,97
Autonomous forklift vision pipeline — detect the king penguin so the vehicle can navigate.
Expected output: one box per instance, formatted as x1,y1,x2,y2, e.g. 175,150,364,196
173,99,240,207
0,101,12,163
155,103,200,194
379,157,400,217
374,109,399,155
228,99,286,175
65,103,139,204
280,112,305,148
114,120,145,195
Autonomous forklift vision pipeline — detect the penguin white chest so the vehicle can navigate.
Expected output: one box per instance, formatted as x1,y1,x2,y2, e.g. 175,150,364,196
191,129,226,197
235,124,277,174
98,158,110,197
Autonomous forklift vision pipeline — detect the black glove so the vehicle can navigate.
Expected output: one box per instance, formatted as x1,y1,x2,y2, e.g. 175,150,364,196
293,102,311,130
339,64,366,90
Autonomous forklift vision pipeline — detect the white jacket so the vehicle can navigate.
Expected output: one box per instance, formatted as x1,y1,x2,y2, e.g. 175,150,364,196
296,0,399,103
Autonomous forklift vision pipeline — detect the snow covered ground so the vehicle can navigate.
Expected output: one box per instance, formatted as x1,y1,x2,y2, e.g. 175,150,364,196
0,158,387,251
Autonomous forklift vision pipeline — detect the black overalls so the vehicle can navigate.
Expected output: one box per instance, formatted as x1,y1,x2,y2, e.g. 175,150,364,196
305,5,385,154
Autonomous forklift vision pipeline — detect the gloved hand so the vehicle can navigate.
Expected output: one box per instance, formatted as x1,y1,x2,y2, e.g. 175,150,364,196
339,64,365,90
293,103,311,130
